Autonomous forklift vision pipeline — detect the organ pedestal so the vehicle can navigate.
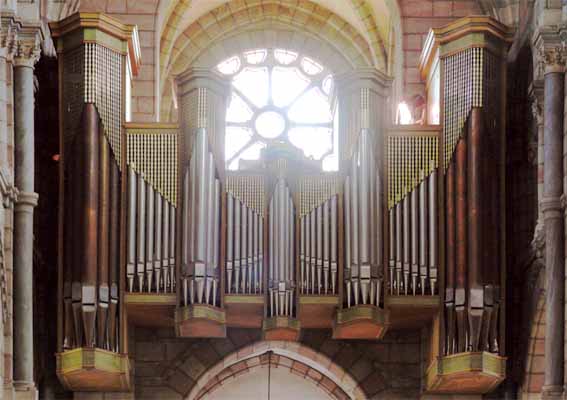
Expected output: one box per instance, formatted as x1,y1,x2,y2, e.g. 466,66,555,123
51,13,139,392
419,16,511,394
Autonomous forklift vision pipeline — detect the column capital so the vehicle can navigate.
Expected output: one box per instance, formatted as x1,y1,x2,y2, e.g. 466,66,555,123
533,26,567,75
14,191,37,210
12,22,42,68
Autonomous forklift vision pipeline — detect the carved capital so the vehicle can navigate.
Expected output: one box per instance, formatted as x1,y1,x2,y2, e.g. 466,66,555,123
539,46,567,73
12,22,42,68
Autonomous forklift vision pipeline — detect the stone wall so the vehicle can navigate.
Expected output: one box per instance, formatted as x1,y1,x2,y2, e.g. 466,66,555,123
132,327,422,400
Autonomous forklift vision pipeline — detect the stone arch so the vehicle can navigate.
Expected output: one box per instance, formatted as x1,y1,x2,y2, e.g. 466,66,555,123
160,25,356,121
187,341,363,399
160,0,377,90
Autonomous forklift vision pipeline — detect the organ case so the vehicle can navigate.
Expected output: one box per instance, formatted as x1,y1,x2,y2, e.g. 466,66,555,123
51,13,140,391
419,16,511,394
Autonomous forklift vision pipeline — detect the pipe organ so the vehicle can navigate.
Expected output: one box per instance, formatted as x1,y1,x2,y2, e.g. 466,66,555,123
419,17,511,394
52,12,511,397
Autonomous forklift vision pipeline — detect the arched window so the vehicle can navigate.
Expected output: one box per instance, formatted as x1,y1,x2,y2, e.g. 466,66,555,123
217,49,338,171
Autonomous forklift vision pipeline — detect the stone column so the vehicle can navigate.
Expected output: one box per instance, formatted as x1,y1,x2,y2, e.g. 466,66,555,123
12,26,40,399
541,47,565,399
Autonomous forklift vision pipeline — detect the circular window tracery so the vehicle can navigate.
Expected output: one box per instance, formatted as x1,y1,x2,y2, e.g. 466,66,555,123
218,49,337,171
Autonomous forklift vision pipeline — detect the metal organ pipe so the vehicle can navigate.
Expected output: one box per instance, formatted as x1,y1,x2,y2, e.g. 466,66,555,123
419,174,428,295
429,167,438,294
212,180,220,306
154,190,163,293
350,155,359,305
182,169,190,304
323,199,330,294
344,177,351,307
136,172,146,292
205,154,216,305
146,184,155,293
226,194,234,293
162,198,170,292
330,195,338,295
127,167,136,292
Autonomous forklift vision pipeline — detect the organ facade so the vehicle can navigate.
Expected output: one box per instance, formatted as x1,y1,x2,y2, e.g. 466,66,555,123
49,12,513,397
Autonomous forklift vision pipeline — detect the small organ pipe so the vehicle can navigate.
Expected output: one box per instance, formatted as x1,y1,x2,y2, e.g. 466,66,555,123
127,167,136,292
411,187,418,295
330,195,338,294
146,184,155,292
350,155,360,305
235,199,241,294
163,199,170,292
212,180,220,306
344,177,352,306
419,175,428,295
259,216,263,293
316,204,323,294
227,194,234,293
323,199,330,294
300,216,306,293
205,154,216,304
253,211,259,292
395,202,402,295
136,172,146,292
241,201,247,293
310,208,316,294
181,170,190,303
248,208,254,293
403,195,410,295
388,208,395,294
429,167,438,294
154,192,163,293
169,206,176,290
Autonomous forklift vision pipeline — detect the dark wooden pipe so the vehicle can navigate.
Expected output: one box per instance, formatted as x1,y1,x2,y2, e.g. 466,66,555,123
445,160,456,355
455,137,468,353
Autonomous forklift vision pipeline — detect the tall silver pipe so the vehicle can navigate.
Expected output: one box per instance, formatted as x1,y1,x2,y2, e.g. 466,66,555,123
300,216,306,293
248,207,254,294
170,206,176,291
388,208,395,295
330,195,338,294
212,180,220,306
419,176,428,295
182,170,190,303
234,199,241,294
188,144,197,298
194,129,209,264
351,154,360,305
154,191,163,293
429,169,438,294
227,194,234,293
278,180,286,283
241,201,248,294
127,167,136,292
259,216,264,293
323,199,330,294
146,185,155,292
395,202,403,295
163,199,170,292
311,211,316,294
269,197,274,315
316,204,323,294
344,177,352,307
376,170,383,306
305,213,310,293
403,195,410,295
136,173,146,291
411,187,419,296
205,155,216,304
359,132,370,266
253,211,259,292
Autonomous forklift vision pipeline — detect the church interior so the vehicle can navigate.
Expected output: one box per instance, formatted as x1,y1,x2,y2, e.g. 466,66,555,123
0,0,563,398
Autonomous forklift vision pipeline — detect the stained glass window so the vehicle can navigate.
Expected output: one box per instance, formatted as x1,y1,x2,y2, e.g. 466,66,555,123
217,49,337,171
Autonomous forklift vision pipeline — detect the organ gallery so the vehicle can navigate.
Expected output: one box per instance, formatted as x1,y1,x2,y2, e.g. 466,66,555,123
0,0,563,399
